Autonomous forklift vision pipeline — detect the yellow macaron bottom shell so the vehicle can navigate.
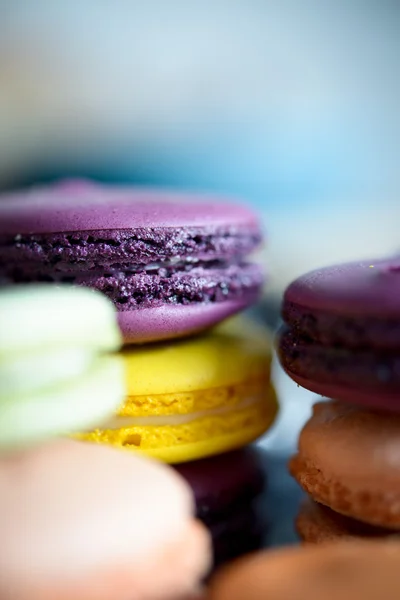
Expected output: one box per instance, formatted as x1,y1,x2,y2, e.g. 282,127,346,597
74,383,278,464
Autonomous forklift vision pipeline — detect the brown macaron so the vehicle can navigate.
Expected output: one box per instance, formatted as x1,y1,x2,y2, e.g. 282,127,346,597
208,540,400,600
296,498,396,544
289,400,400,528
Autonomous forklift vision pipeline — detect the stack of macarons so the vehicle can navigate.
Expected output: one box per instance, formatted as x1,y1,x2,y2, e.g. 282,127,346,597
0,285,211,599
277,258,400,543
0,179,278,565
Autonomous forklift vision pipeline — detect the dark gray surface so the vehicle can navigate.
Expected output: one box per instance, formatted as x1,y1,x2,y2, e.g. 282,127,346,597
263,453,303,547
258,357,316,548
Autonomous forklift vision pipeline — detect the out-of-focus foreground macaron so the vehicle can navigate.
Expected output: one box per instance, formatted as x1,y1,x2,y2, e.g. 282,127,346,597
208,540,400,600
0,440,211,600
0,285,124,449
0,179,265,343
175,446,269,568
75,317,278,463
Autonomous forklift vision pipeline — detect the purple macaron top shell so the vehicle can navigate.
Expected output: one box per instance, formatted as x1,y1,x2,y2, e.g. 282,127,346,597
0,179,259,234
285,258,400,318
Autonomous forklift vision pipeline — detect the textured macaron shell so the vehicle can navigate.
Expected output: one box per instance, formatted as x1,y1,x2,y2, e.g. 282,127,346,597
0,180,259,233
279,258,400,410
277,325,400,410
296,498,396,544
290,401,400,529
0,181,264,344
76,383,277,464
208,540,400,600
75,317,277,463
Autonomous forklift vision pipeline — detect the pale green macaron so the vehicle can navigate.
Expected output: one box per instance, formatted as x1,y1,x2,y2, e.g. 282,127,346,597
0,285,125,449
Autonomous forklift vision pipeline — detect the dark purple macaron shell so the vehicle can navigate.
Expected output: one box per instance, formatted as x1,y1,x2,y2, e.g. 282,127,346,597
0,180,264,343
278,258,400,410
175,446,268,568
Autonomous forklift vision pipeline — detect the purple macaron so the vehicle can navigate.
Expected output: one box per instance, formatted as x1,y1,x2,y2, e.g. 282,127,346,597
277,258,400,411
0,180,264,343
175,447,268,568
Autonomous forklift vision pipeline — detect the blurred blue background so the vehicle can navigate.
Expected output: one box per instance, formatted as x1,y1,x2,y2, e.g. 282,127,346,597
0,0,399,293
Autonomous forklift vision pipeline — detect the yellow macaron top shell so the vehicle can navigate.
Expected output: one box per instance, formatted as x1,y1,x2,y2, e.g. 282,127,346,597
119,316,272,417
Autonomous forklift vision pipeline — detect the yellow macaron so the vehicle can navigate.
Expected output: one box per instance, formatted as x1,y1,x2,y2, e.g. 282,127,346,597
75,317,278,463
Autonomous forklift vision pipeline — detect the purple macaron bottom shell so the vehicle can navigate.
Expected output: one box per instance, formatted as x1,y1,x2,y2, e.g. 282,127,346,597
278,326,400,412
118,299,254,344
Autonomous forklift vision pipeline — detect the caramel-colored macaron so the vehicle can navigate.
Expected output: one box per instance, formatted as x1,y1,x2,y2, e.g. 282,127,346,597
296,498,396,544
289,400,400,528
208,540,400,600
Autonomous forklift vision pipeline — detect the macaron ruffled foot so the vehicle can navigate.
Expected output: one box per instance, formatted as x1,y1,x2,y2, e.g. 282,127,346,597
74,317,278,464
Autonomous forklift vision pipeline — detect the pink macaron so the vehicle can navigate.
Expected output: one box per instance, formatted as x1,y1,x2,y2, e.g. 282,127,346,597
0,440,211,600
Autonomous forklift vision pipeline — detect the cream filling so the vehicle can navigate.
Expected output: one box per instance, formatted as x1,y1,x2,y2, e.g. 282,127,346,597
97,392,265,430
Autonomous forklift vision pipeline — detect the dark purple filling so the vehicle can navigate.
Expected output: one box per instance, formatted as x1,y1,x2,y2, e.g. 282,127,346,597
0,225,264,309
0,225,261,270
278,326,400,391
6,263,263,310
283,301,400,350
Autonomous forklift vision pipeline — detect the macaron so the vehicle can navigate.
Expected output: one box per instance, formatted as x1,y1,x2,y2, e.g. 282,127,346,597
0,440,211,600
277,258,400,411
208,540,400,600
296,498,395,544
75,316,278,463
0,285,124,449
290,400,400,529
0,179,264,343
175,446,269,567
